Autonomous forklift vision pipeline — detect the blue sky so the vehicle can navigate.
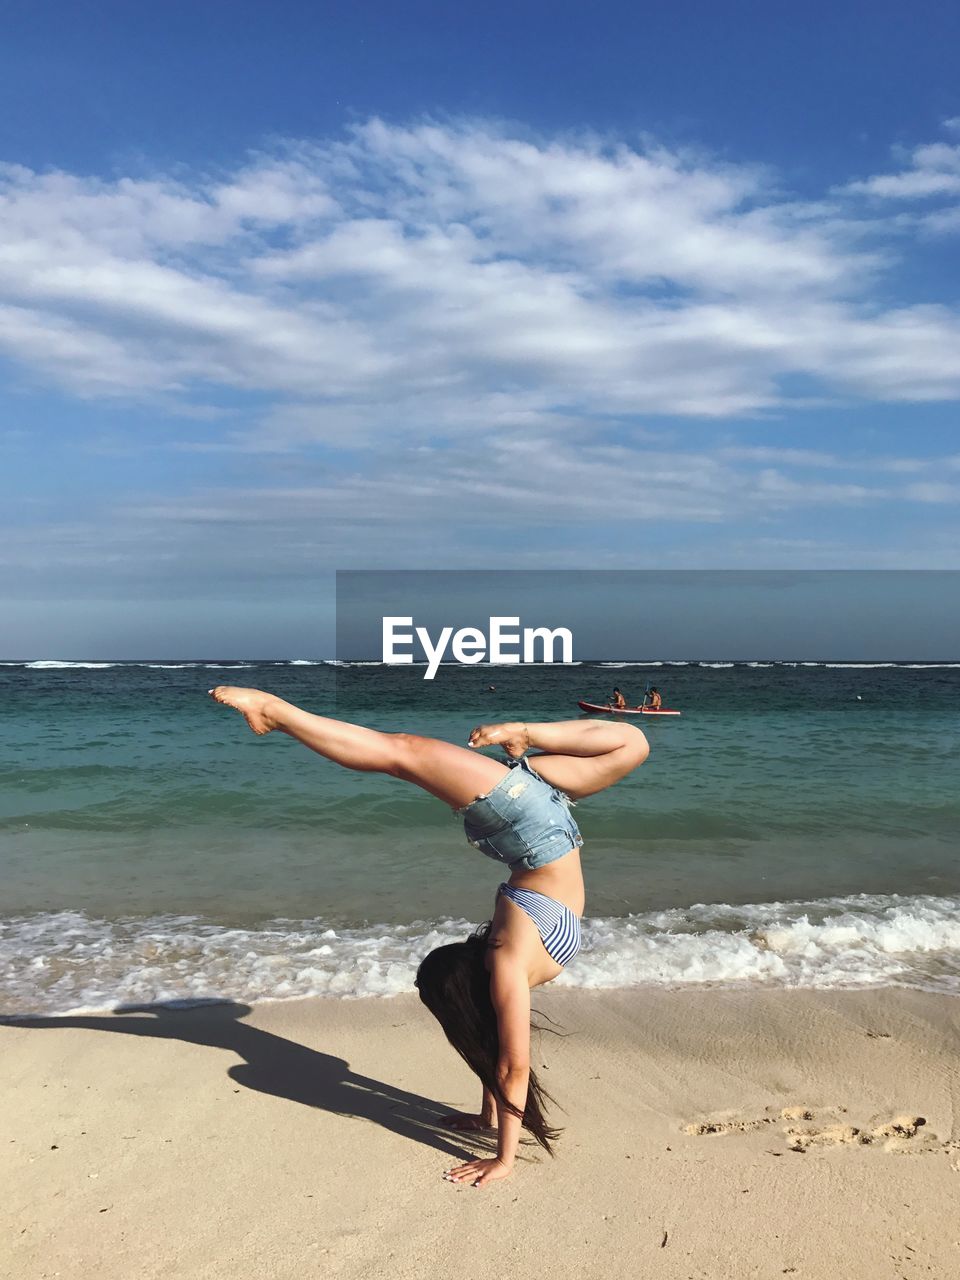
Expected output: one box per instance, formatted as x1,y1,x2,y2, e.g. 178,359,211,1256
1,1,959,656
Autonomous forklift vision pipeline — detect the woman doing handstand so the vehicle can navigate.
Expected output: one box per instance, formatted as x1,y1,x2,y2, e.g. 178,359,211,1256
209,686,648,1188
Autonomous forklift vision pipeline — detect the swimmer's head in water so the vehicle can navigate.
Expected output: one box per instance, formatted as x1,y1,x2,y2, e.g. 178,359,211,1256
415,924,559,1153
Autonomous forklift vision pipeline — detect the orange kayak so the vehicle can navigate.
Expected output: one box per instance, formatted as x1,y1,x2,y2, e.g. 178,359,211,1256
577,700,681,717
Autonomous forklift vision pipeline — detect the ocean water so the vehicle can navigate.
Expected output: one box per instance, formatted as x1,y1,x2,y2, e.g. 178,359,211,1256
1,659,959,1013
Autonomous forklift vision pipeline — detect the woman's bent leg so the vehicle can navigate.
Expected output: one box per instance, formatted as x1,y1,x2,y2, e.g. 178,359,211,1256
469,718,649,799
209,686,508,809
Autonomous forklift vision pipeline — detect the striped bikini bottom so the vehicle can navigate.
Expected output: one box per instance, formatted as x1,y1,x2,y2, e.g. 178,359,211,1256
497,883,583,968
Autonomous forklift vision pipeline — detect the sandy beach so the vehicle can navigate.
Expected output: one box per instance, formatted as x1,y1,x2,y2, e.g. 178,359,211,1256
2,986,958,1280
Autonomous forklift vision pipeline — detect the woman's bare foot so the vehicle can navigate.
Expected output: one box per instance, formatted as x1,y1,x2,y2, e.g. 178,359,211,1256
208,686,280,736
468,722,530,759
439,1111,496,1132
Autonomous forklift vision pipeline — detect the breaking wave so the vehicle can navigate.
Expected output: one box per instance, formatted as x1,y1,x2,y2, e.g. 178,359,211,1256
3,893,959,1016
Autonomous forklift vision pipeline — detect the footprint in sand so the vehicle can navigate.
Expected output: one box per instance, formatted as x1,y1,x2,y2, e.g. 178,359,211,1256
682,1104,842,1138
684,1105,955,1157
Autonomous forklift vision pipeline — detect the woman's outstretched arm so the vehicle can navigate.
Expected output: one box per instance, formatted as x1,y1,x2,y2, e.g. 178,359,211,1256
469,719,648,799
443,960,531,1188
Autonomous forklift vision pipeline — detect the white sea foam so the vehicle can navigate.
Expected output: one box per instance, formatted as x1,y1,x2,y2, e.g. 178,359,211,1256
3,894,959,1016
322,659,383,666
330,660,583,667
558,895,960,993
24,660,116,669
599,661,665,668
6,659,956,672
477,660,582,666
791,662,950,669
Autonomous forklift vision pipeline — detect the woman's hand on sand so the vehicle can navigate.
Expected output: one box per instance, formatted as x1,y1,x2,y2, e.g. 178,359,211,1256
468,722,530,758
439,1111,495,1132
443,1156,512,1188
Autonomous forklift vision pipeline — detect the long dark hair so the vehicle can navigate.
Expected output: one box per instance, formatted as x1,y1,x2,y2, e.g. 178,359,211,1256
415,922,561,1153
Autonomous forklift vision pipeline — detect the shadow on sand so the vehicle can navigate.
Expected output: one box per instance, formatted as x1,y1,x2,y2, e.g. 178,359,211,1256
1,1000,483,1161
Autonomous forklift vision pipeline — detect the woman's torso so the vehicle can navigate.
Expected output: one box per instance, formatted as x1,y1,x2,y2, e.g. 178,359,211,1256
507,847,584,916
459,755,586,983
489,852,584,986
459,757,586,917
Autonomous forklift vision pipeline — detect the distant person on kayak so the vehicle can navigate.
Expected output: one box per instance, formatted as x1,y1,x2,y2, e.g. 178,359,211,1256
209,685,648,1187
612,687,627,709
645,687,662,710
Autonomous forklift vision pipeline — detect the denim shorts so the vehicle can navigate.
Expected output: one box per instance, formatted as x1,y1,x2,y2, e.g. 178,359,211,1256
456,756,583,871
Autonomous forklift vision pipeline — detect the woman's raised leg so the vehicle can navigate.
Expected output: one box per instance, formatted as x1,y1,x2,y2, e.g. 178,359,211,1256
209,686,508,809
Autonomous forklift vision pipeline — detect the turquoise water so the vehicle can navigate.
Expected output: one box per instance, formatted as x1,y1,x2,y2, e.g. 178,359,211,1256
2,659,959,1011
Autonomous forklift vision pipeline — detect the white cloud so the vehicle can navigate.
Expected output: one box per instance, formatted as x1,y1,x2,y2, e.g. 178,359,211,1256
0,302,175,394
0,119,958,437
5,438,957,590
903,481,960,504
839,127,960,238
845,168,960,200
